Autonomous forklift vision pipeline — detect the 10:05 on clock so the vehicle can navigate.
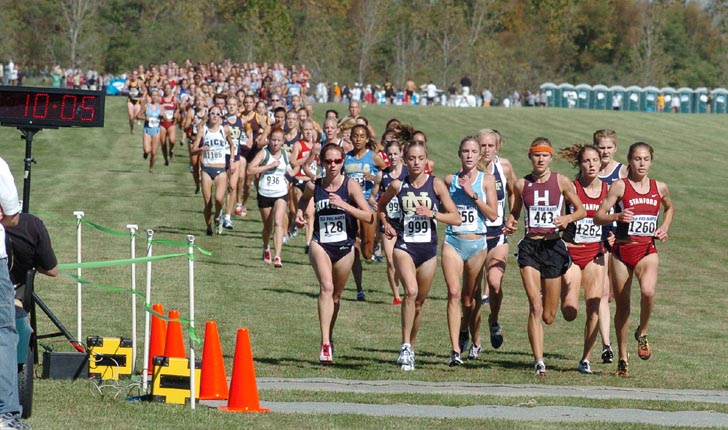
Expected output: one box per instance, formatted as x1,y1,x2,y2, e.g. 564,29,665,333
0,86,105,129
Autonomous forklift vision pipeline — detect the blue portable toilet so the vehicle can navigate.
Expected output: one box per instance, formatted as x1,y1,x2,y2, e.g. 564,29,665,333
592,84,608,109
660,87,676,113
575,84,591,109
624,85,642,111
608,85,626,110
693,87,709,113
540,82,558,107
557,83,574,108
711,88,728,113
676,87,694,113
642,86,659,112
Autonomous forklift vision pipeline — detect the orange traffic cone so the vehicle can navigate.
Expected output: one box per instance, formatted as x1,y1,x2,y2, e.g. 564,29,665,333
164,309,186,358
148,303,167,371
219,328,269,413
199,321,229,400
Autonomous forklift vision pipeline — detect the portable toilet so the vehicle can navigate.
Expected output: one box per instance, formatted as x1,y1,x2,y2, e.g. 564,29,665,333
592,84,609,109
624,85,642,111
676,87,694,113
557,83,574,108
711,88,728,113
608,85,626,110
693,87,708,113
660,87,676,113
642,86,659,112
575,84,591,109
540,82,558,107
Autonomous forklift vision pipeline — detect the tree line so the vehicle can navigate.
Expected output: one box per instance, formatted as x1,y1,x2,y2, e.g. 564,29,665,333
2,0,728,96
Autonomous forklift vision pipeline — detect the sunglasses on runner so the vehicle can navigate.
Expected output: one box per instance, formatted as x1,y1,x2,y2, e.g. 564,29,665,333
209,111,222,116
323,158,343,165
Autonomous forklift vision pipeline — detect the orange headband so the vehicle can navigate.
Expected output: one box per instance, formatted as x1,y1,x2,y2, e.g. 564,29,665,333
529,145,553,154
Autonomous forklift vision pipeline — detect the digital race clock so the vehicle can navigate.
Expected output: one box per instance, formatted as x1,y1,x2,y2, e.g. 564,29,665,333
0,86,105,128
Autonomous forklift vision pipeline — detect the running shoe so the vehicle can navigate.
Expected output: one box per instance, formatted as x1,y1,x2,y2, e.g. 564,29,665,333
273,256,282,268
0,413,31,430
601,344,614,364
304,244,310,254
578,359,593,374
283,234,290,244
458,330,469,355
468,343,482,360
143,152,148,160
262,248,272,264
534,361,547,377
616,359,629,377
490,322,504,349
234,203,244,216
397,344,413,366
400,347,415,371
481,294,489,305
356,290,366,301
448,351,463,367
290,228,299,238
319,344,332,364
206,227,213,237
222,217,233,230
392,297,402,305
635,327,651,360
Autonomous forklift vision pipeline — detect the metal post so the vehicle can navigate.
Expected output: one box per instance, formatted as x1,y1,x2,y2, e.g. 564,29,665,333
187,234,196,410
142,229,154,391
126,224,138,373
73,211,84,342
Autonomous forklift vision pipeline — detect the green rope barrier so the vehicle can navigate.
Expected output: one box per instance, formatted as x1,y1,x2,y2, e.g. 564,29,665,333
57,253,187,270
66,273,202,345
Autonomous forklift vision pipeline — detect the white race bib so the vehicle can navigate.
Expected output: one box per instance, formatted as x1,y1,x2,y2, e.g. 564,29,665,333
628,215,658,237
451,205,477,234
573,218,602,243
319,214,346,243
164,110,174,120
147,117,160,127
530,205,558,229
386,199,401,219
403,214,430,243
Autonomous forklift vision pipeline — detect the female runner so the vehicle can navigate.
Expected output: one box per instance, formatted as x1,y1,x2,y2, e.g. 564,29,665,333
124,70,145,134
378,140,461,371
370,139,407,304
221,96,250,229
239,99,271,216
137,89,162,173
344,124,387,301
594,142,673,377
247,127,298,267
442,136,498,366
593,129,627,363
504,137,585,376
295,143,373,364
159,83,178,165
465,128,517,354
190,105,235,235
290,119,318,250
559,144,608,374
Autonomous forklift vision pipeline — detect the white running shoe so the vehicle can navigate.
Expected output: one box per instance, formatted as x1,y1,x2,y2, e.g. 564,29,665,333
468,343,482,360
535,361,547,377
578,359,593,374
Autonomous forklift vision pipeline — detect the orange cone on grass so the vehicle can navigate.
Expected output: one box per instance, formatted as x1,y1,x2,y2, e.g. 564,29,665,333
219,328,269,413
148,303,167,371
199,320,229,400
164,309,186,358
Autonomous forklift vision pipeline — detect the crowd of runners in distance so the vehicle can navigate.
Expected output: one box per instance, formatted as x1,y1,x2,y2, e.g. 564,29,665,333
121,60,674,377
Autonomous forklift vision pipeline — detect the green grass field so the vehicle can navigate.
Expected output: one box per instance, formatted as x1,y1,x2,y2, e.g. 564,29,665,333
1,97,727,429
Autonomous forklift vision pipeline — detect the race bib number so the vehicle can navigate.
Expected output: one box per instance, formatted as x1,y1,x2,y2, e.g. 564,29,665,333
147,117,160,128
530,206,558,229
349,172,366,188
386,199,401,219
264,175,281,186
164,110,174,120
403,214,430,243
319,214,346,243
574,218,602,243
628,215,658,237
129,88,139,97
204,149,224,163
451,206,477,233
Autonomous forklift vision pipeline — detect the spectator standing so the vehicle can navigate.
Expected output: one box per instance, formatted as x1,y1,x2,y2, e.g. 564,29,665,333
426,81,438,106
482,87,493,107
670,94,680,113
460,74,472,96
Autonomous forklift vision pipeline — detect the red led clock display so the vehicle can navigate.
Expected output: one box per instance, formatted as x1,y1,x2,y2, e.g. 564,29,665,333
0,86,105,128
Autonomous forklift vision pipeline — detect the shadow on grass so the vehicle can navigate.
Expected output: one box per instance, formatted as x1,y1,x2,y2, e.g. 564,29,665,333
262,287,319,300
